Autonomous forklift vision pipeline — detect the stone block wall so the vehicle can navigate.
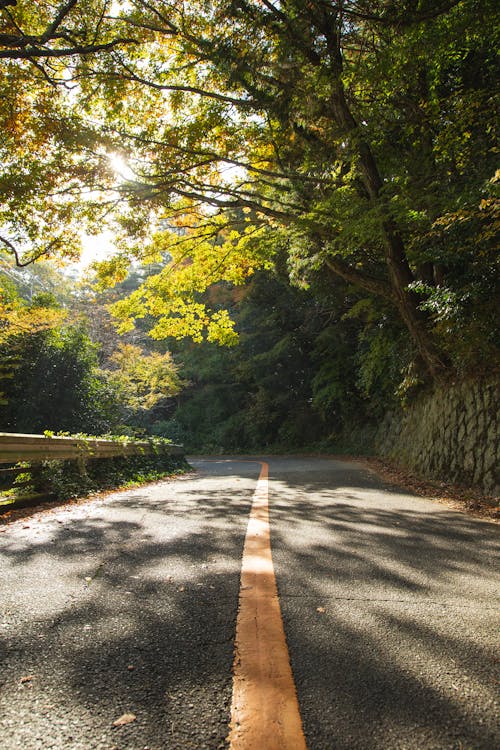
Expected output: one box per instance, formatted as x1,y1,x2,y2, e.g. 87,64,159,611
375,379,499,496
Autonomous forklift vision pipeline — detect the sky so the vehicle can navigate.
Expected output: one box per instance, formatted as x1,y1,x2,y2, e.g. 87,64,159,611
72,153,135,271
77,231,116,270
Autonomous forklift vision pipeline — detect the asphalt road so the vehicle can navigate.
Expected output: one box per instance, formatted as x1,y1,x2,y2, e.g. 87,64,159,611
0,457,498,750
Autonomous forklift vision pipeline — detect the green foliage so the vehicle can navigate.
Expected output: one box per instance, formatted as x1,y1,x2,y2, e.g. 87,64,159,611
36,452,188,501
1,0,498,447
0,324,119,434
166,268,406,452
2,438,188,504
80,0,496,377
10,0,492,375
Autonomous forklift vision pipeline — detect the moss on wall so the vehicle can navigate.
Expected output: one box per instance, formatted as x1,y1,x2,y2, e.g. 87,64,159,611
376,379,499,495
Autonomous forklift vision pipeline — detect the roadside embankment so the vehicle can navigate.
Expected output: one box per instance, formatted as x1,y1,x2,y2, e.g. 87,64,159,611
375,378,499,497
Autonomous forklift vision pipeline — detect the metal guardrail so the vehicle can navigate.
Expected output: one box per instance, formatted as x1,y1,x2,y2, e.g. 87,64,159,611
0,432,184,464
0,432,186,514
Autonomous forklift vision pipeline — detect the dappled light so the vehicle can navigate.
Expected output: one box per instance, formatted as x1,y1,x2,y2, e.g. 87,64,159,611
266,459,499,749
0,0,498,746
1,457,497,748
0,468,256,749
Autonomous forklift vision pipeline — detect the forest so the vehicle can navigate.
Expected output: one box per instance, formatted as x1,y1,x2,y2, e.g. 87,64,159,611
0,0,498,455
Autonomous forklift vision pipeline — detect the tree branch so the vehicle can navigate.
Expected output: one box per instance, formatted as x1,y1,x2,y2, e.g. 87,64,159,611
110,56,259,108
325,257,394,300
0,38,138,60
39,0,78,44
0,235,62,267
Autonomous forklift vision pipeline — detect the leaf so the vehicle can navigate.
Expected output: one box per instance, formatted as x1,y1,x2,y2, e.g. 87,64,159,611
112,713,136,727
20,675,34,683
316,607,326,613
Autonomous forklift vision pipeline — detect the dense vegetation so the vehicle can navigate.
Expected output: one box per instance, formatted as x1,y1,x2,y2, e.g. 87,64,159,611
0,260,183,435
0,1,498,453
1,447,188,504
162,265,406,452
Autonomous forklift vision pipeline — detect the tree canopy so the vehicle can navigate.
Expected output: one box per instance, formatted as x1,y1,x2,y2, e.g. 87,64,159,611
1,0,498,384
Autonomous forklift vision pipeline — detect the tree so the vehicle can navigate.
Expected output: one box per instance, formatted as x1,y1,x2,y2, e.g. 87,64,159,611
0,323,115,433
0,1,135,63
0,264,67,345
0,261,185,434
1,1,498,381
163,263,401,452
84,0,497,380
100,342,183,412
0,0,138,266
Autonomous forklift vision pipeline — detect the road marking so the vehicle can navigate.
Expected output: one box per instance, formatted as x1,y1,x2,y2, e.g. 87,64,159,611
228,461,307,750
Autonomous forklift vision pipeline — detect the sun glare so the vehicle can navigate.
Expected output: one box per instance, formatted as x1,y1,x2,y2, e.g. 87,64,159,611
61,230,118,274
108,153,135,181
110,0,133,14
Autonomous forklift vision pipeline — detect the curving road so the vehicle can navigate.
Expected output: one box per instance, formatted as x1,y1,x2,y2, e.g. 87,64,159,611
0,456,498,749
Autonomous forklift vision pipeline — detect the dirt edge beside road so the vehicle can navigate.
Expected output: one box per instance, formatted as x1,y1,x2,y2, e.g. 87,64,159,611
360,456,499,522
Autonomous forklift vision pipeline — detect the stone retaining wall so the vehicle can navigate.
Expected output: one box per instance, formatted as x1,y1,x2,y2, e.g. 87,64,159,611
375,379,499,496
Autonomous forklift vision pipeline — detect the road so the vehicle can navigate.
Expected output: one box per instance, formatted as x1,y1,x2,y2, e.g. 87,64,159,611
0,456,498,749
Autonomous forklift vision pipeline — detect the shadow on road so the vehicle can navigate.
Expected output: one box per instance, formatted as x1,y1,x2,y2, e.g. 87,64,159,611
0,458,498,749
0,470,256,750
267,462,499,750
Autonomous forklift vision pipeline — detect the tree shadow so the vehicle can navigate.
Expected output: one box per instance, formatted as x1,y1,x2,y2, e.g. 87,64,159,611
0,470,257,749
265,460,499,749
0,457,498,749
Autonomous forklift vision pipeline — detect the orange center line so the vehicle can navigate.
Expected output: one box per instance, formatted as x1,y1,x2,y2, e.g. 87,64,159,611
228,461,307,750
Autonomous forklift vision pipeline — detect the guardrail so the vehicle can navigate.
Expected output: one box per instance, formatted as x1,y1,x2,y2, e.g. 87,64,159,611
0,432,186,514
0,432,184,464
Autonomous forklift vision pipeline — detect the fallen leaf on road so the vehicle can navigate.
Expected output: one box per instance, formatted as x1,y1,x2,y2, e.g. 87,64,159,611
84,577,92,583
178,586,185,592
127,665,135,671
113,713,136,727
20,675,33,683
316,607,326,613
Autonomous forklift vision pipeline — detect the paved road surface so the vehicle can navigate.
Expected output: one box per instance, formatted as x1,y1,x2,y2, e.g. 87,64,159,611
0,457,498,749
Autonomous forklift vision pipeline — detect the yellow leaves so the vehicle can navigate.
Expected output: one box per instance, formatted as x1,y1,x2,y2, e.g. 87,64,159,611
0,294,66,344
148,300,209,343
108,289,147,335
91,255,131,292
105,217,271,345
101,343,183,410
206,310,238,346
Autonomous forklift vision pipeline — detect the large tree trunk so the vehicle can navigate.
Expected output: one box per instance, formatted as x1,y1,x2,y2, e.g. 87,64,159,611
329,82,448,379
